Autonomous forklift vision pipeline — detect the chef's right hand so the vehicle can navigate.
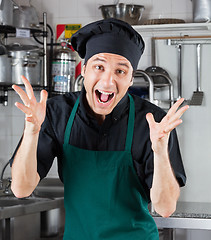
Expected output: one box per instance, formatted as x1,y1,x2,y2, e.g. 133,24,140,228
12,75,48,135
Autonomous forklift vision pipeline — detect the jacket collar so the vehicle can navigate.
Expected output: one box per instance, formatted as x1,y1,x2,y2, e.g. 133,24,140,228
78,86,129,124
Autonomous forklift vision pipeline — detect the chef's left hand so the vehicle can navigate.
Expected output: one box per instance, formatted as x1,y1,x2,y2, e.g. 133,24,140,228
146,98,189,154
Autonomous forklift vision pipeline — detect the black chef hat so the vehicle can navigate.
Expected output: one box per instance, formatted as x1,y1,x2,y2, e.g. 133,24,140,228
70,18,145,70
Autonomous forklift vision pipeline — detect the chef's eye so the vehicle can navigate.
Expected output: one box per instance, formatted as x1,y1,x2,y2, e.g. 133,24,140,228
116,69,125,75
95,65,104,71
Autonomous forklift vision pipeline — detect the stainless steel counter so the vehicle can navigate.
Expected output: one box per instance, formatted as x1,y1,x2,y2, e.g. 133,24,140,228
0,196,64,220
0,178,65,240
152,201,211,230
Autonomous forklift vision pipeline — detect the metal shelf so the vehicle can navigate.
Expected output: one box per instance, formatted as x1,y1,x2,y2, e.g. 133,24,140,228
0,25,43,34
132,22,211,32
0,13,48,106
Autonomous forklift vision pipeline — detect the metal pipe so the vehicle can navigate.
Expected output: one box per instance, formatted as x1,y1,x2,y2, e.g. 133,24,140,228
196,43,201,91
134,70,155,103
177,44,182,99
43,12,48,87
151,72,174,107
0,161,10,190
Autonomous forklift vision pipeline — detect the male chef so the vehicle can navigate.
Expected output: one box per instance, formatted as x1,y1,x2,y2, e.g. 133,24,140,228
10,18,188,239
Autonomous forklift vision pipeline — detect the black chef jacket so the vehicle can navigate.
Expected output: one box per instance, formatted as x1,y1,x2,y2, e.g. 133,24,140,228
11,87,186,201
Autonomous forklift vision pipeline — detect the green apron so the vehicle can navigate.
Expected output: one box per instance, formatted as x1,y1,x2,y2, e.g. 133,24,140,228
62,94,159,240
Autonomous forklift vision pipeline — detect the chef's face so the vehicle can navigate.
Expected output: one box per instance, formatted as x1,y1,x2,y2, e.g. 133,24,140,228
82,53,134,121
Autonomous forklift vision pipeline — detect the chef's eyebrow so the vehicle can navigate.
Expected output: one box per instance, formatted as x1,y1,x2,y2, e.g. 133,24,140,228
93,57,130,68
93,57,106,62
117,62,130,69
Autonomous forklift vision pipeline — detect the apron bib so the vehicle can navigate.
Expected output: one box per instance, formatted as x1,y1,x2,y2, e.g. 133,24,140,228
62,94,159,240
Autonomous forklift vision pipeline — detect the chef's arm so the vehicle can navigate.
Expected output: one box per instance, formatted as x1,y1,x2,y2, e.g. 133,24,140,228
11,131,40,198
146,98,189,218
10,76,48,198
150,150,180,218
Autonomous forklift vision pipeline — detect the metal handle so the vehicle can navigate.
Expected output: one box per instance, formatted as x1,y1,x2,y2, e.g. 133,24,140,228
177,44,182,99
196,43,201,91
43,12,48,87
0,0,3,10
134,70,155,103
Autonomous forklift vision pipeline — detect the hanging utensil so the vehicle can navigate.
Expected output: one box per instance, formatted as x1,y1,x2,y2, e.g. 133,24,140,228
189,43,204,105
177,44,182,99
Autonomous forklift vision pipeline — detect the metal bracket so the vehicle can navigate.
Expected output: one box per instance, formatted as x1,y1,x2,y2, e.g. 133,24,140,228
0,88,8,106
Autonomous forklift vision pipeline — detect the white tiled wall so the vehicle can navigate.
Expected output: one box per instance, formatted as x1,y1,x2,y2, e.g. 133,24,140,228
1,1,211,239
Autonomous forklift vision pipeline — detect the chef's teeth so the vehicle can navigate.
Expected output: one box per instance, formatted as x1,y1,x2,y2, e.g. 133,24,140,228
98,90,113,95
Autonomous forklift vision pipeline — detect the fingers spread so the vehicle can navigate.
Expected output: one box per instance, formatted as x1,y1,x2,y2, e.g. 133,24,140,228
164,119,183,133
21,75,36,101
146,113,155,128
168,104,189,124
40,90,48,104
167,98,185,117
15,102,32,116
12,84,29,106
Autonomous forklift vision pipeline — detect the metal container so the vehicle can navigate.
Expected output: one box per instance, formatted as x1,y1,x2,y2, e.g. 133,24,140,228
0,44,12,86
192,0,211,22
99,3,145,25
7,44,43,86
13,4,40,29
0,0,17,26
52,40,76,93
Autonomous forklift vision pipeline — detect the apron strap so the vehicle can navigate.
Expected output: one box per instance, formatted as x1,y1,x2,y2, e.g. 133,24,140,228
64,94,135,151
64,97,80,145
125,94,135,152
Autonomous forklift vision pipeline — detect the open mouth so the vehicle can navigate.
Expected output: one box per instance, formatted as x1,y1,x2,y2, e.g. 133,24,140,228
95,89,114,104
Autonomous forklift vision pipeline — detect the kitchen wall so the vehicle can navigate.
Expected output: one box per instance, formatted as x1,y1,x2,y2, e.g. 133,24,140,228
1,0,211,239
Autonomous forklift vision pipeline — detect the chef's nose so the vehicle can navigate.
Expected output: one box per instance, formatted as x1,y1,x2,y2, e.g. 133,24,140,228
101,70,115,87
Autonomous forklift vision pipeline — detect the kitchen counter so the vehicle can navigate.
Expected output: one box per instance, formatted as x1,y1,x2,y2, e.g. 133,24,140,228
152,201,211,230
0,195,64,220
0,178,65,240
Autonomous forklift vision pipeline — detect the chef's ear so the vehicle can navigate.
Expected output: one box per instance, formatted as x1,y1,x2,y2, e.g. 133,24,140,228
81,64,86,77
130,77,134,87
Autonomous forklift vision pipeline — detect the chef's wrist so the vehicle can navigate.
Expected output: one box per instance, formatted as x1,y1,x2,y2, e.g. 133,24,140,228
24,124,41,136
153,147,169,160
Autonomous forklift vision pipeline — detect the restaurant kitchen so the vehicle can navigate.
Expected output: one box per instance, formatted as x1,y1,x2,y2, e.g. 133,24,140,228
0,0,211,239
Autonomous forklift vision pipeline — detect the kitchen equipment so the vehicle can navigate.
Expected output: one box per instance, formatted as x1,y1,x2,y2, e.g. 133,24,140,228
0,0,18,26
143,18,185,25
52,40,76,93
74,74,84,92
13,3,40,29
189,44,204,105
177,44,182,99
7,43,43,86
192,0,211,22
132,69,174,110
0,44,12,86
99,3,145,25
145,66,174,108
145,66,171,87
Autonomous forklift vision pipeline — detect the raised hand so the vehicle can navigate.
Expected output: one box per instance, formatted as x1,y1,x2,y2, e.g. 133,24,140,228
146,98,189,154
12,75,48,135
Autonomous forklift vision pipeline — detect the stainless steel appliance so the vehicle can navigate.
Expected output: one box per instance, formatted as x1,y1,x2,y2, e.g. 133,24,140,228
192,0,211,22
13,4,40,29
52,40,76,93
0,0,17,26
7,43,43,86
0,44,12,86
